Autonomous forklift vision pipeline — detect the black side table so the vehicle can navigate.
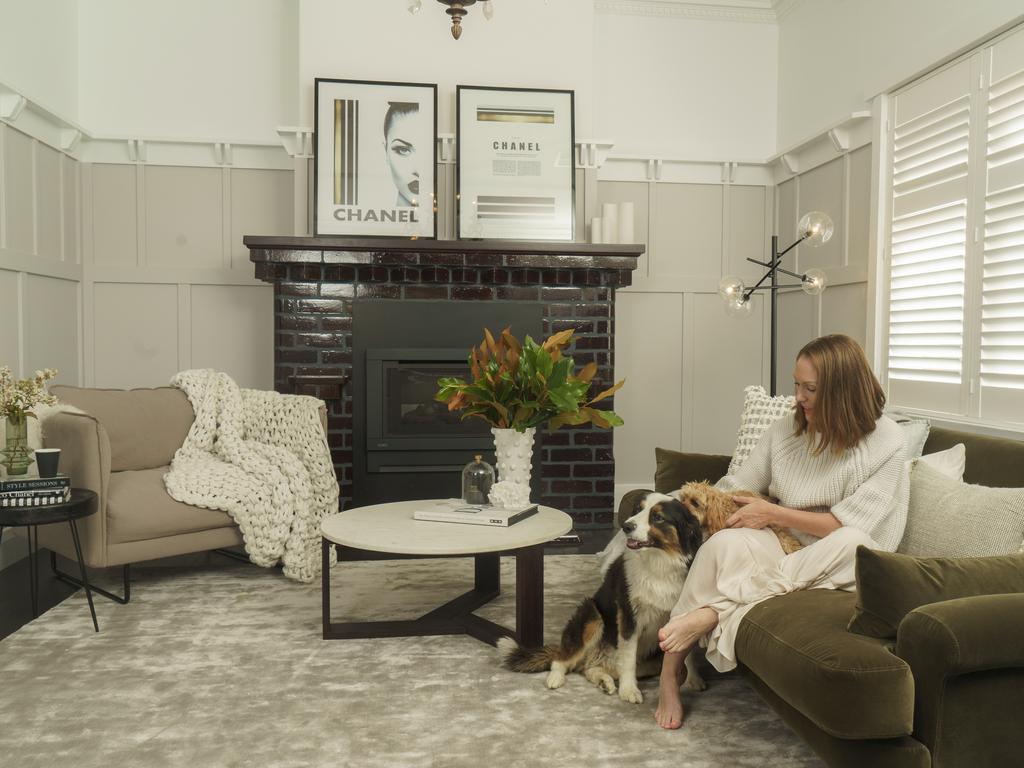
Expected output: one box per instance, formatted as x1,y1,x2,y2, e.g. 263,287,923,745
0,488,99,632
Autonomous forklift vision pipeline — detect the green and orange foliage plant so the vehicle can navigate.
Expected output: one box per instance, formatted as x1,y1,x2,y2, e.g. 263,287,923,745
435,327,625,432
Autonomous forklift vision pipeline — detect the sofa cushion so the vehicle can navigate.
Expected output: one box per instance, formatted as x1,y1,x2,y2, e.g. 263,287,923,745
848,547,1024,639
898,461,1024,558
654,448,731,493
107,466,236,544
51,386,194,472
736,589,914,740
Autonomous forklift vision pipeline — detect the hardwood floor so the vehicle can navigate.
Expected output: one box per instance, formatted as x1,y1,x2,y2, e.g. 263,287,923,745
0,529,618,641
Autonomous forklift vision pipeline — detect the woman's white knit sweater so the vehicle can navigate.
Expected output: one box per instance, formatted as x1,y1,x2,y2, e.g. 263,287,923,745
716,414,910,552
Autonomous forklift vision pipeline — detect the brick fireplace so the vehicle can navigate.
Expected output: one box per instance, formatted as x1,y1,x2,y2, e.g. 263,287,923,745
246,236,642,529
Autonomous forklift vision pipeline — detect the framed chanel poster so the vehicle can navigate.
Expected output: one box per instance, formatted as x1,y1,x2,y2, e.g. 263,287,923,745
313,78,437,238
456,86,575,241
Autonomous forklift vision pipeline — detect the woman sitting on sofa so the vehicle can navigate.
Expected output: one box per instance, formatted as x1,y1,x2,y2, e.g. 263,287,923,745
655,334,910,730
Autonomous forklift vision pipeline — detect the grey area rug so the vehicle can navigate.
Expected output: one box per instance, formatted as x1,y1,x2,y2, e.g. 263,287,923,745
0,555,822,768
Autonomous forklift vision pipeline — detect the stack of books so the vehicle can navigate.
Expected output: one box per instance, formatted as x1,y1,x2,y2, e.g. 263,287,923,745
0,475,72,507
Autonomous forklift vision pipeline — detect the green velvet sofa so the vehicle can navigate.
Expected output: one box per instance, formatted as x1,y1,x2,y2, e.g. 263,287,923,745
617,426,1024,768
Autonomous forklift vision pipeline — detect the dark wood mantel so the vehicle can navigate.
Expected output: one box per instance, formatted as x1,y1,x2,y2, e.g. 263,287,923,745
245,236,643,278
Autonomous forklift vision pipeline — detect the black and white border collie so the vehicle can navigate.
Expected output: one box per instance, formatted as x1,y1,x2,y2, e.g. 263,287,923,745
497,492,706,703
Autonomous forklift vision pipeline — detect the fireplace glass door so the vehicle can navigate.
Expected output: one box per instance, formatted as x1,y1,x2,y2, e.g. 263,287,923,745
366,349,492,452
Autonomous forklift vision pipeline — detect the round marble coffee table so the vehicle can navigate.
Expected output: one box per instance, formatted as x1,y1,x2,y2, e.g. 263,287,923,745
320,500,572,647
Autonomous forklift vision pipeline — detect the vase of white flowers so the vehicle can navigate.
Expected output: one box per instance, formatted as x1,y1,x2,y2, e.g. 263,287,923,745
0,367,58,476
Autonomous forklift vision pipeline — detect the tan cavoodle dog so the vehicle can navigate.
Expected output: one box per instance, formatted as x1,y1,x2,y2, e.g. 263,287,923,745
674,481,805,555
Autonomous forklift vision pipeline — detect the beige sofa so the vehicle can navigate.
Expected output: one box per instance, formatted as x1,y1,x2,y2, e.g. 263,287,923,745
37,386,329,602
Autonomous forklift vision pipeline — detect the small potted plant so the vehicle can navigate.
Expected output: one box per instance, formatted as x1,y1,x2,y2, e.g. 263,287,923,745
435,328,623,507
1,367,58,476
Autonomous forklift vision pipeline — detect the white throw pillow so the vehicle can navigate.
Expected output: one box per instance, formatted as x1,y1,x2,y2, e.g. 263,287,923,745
909,443,966,482
888,414,930,460
727,385,795,476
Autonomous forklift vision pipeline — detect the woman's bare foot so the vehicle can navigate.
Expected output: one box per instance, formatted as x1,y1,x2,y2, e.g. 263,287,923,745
655,655,685,729
658,607,718,653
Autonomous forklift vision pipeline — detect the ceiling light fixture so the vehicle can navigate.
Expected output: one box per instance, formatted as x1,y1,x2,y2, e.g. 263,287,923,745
407,0,495,40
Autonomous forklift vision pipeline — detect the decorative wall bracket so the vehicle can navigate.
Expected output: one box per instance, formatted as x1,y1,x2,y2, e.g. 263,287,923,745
127,138,147,162
438,134,456,164
0,93,27,122
59,129,82,152
577,140,615,170
276,127,314,159
214,142,233,166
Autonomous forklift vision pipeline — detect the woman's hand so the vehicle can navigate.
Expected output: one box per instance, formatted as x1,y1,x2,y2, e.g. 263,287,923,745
726,496,779,529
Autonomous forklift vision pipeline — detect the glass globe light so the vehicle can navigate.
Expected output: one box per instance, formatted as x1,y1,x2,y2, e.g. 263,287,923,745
725,295,753,317
718,274,745,302
798,211,834,247
482,1,494,20
801,268,827,296
407,0,422,13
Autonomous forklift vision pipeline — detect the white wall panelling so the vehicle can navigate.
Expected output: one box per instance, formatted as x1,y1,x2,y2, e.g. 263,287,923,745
607,171,775,482
687,291,768,456
794,157,845,271
144,166,224,269
2,125,36,258
230,169,295,268
190,285,274,389
774,288,816,394
92,282,180,389
653,184,724,280
771,137,874,393
0,269,21,373
614,292,683,482
84,163,291,390
25,274,80,386
0,122,82,384
820,282,869,350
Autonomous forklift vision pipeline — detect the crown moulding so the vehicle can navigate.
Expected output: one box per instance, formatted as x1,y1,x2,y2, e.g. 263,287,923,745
594,0,803,23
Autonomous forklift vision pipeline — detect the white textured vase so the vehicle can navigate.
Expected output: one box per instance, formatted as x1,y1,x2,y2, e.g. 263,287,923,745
488,427,535,509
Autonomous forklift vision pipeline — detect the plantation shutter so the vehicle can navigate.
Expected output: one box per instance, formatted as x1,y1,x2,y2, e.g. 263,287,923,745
979,28,1024,422
886,58,973,415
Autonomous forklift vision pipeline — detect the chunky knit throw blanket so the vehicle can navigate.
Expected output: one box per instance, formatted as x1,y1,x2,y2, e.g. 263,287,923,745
164,370,339,583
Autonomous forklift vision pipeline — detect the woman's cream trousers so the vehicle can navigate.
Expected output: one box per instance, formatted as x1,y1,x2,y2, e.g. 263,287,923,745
672,525,875,672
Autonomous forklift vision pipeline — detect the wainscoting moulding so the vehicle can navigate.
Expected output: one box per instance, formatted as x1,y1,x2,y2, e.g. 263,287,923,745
593,0,803,24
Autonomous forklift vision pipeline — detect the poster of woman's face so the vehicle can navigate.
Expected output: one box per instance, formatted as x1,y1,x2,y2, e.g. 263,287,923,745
314,79,437,238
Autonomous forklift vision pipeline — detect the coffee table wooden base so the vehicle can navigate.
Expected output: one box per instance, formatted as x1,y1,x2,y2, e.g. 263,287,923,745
321,539,545,647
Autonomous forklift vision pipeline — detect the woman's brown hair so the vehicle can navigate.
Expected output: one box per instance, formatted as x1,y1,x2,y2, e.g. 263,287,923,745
794,334,886,454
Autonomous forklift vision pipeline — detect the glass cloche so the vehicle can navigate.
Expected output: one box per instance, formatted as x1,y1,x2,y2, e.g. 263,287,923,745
462,455,495,505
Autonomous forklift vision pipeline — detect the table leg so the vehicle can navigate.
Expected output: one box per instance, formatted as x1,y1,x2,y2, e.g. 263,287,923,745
28,525,38,619
322,537,331,639
474,553,500,594
515,544,545,648
68,520,99,632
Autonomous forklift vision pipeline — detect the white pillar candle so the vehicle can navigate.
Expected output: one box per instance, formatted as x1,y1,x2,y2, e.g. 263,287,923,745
601,202,618,244
591,217,603,244
618,201,635,244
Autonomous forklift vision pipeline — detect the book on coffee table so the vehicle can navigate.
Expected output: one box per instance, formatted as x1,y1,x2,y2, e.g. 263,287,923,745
413,499,539,528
